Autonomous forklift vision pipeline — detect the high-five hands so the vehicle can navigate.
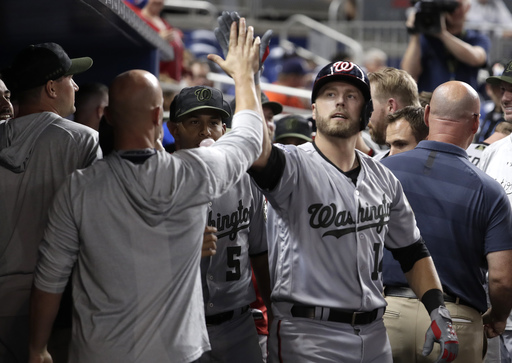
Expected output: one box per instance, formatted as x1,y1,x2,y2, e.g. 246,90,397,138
213,11,272,84
208,17,261,81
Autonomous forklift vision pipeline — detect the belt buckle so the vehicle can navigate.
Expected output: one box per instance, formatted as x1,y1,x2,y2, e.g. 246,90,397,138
351,311,363,326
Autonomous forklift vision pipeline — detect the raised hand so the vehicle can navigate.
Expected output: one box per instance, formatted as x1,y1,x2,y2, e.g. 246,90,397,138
214,11,272,84
208,18,261,82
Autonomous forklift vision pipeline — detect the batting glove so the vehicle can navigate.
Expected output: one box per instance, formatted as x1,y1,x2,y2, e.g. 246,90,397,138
214,11,238,58
422,306,458,363
214,11,272,85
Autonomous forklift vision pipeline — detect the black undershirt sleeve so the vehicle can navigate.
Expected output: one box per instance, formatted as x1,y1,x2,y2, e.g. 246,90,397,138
248,145,286,191
388,237,430,273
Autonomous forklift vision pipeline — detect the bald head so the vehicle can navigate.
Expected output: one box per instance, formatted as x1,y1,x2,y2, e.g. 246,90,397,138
105,69,164,150
430,81,479,120
426,81,480,148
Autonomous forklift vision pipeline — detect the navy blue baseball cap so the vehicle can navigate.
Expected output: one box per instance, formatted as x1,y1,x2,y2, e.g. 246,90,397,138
311,61,370,103
3,42,93,93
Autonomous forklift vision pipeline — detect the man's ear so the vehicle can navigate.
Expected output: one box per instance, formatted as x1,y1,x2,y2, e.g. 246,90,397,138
151,106,162,126
424,104,430,127
167,121,179,138
471,116,479,135
311,103,317,121
167,121,182,150
387,98,398,113
96,105,106,121
104,106,113,126
45,80,57,98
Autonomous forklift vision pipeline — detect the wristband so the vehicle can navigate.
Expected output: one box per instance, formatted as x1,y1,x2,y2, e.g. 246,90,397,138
421,288,445,315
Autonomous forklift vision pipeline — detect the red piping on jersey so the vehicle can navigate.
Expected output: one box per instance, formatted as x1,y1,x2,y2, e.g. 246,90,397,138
277,320,284,363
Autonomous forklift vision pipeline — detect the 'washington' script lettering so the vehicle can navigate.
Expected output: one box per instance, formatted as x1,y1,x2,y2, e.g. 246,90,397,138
357,195,392,234
308,194,392,238
208,199,252,240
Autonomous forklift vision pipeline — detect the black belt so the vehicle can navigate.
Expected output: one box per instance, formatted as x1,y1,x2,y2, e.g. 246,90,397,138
384,286,474,309
205,305,249,326
290,305,383,326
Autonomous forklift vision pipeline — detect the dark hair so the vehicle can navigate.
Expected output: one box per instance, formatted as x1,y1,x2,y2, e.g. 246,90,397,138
387,106,428,143
75,82,108,110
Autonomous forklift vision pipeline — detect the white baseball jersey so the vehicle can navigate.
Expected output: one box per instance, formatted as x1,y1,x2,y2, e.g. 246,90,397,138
262,142,420,312
202,174,267,315
466,142,488,167
480,134,512,202
479,134,512,330
34,110,263,363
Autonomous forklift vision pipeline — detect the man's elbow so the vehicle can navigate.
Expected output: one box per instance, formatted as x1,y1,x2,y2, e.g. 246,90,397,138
251,142,272,171
465,48,487,67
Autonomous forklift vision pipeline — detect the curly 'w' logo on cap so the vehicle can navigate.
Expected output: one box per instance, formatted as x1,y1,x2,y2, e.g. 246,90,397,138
195,88,212,102
332,61,355,74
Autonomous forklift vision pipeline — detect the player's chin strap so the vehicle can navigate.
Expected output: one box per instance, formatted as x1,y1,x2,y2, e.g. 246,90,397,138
421,289,459,363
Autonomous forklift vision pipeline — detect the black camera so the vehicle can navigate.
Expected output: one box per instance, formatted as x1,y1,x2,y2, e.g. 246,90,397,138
411,0,460,35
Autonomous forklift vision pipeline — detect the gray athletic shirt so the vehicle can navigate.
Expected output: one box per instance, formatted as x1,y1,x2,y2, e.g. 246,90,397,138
0,112,100,317
34,110,263,363
262,143,420,312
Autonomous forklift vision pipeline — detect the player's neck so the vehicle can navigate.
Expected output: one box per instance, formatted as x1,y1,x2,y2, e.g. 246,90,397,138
315,132,359,172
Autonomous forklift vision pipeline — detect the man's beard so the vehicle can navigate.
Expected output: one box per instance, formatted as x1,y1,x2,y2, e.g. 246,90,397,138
315,114,360,139
369,127,386,145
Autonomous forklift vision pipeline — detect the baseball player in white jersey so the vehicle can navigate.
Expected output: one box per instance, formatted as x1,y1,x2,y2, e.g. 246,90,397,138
168,85,271,362
247,61,459,362
29,19,268,363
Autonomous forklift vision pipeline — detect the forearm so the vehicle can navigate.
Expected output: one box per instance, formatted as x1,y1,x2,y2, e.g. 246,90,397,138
29,286,63,356
401,34,422,81
438,31,487,67
488,250,512,322
404,256,442,300
252,83,272,170
234,74,260,115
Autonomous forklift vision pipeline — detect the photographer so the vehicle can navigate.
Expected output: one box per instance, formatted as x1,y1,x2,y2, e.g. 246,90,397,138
401,0,490,92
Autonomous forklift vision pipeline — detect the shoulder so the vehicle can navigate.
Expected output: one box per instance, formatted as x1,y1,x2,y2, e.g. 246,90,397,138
379,149,417,169
49,117,98,139
358,150,399,181
485,134,512,154
275,142,315,159
69,158,109,186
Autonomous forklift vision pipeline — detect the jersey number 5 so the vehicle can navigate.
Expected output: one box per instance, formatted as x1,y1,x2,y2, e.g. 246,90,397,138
226,246,242,281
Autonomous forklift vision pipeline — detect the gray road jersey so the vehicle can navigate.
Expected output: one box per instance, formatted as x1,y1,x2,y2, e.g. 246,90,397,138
34,110,263,363
0,112,100,317
262,143,420,312
202,174,267,315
